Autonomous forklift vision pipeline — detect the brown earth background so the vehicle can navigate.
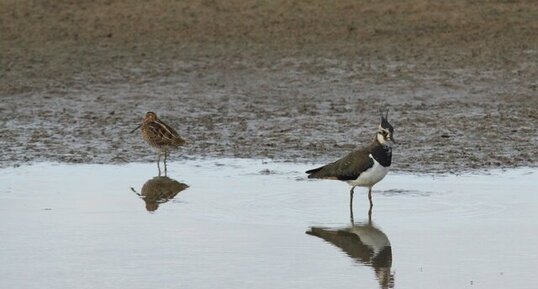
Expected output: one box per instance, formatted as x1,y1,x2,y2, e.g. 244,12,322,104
1,0,537,172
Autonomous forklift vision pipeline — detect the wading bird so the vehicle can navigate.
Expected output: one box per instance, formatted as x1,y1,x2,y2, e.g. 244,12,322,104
306,111,395,211
131,112,186,176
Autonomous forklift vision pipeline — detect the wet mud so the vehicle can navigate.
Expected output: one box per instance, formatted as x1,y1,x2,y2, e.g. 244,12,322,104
1,1,537,172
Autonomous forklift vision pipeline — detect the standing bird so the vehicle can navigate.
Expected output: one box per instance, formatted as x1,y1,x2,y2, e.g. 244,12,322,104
131,112,186,176
306,111,395,211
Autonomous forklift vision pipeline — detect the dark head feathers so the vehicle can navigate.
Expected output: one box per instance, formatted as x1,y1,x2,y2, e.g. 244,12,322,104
380,110,394,133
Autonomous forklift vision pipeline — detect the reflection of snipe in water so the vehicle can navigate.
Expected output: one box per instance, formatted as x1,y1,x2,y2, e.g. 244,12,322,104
133,176,189,212
306,208,394,289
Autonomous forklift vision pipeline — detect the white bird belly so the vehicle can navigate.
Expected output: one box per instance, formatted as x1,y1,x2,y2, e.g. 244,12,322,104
348,156,389,187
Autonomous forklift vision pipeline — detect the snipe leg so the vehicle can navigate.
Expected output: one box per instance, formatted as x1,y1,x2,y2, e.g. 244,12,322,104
157,153,162,176
164,151,168,176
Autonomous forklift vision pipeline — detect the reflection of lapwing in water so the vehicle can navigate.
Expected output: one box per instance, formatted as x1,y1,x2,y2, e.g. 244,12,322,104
131,112,187,176
131,176,189,212
306,208,394,289
306,111,395,211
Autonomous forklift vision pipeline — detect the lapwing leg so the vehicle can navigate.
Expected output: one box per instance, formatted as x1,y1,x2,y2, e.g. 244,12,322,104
164,151,168,176
349,187,355,223
368,186,373,208
157,153,162,176
368,205,373,223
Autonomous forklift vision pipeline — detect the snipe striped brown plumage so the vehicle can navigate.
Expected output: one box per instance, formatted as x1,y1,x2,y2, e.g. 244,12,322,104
131,112,186,175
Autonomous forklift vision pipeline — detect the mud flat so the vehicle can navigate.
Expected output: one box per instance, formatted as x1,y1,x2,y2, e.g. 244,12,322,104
0,159,537,289
1,1,537,172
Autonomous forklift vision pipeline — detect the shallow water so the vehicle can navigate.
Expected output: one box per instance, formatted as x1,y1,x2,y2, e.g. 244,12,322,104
1,159,537,289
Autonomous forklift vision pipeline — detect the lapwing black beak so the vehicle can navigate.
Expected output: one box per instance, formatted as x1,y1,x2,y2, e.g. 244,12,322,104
130,123,142,133
389,136,397,145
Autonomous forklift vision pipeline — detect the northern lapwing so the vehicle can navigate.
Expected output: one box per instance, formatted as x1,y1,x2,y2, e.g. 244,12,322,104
131,112,186,176
306,111,395,210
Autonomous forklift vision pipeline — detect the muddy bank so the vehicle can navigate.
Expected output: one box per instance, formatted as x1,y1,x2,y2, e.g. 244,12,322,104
1,0,537,172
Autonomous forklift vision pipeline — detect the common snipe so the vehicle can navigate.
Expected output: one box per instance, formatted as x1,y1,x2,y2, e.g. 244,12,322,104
131,112,186,175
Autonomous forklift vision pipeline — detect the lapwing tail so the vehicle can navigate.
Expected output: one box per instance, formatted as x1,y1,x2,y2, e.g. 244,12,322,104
305,165,326,178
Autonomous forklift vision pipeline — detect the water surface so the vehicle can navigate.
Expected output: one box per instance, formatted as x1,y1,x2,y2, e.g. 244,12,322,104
1,159,536,289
